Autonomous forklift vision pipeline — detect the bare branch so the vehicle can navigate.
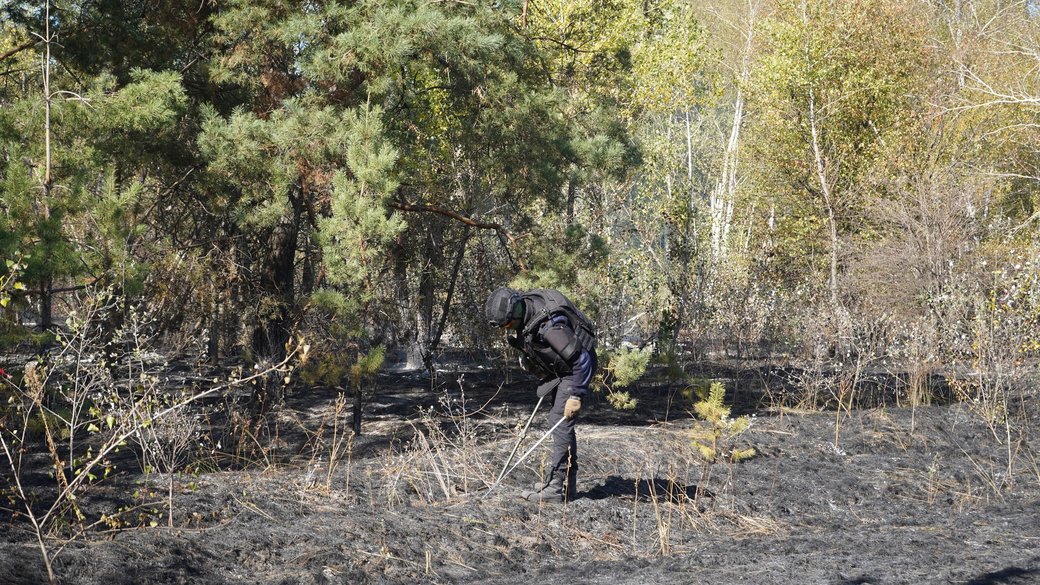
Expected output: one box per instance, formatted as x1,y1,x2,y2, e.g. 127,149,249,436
389,201,527,271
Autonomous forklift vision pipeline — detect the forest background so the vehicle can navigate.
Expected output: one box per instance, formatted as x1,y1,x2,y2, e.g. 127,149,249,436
4,0,1040,396
0,0,1038,418
1,0,1040,577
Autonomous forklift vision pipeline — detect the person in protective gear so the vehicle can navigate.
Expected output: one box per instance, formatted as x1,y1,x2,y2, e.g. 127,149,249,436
485,287,598,503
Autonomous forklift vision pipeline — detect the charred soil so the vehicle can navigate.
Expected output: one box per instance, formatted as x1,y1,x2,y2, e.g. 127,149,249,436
2,363,1039,585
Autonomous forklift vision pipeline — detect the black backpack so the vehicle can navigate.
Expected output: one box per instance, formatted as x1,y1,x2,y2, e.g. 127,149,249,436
519,289,597,353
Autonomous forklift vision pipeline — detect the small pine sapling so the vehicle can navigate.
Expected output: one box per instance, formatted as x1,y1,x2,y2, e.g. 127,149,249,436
599,346,651,410
349,346,386,436
690,381,756,463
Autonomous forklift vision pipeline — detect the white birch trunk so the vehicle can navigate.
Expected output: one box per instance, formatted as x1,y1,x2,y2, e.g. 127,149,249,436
711,89,744,261
802,1,840,312
809,85,840,312
709,0,759,263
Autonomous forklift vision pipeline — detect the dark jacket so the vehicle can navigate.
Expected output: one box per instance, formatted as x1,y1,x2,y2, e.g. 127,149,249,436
508,290,597,397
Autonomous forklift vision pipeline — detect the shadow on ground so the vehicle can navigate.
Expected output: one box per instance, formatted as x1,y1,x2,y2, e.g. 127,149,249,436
964,566,1040,585
583,475,712,502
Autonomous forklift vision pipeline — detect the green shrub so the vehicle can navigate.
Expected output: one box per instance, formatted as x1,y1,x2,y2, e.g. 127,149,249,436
0,322,54,350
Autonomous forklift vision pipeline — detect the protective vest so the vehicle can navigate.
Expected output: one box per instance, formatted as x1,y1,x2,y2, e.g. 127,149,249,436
516,289,597,377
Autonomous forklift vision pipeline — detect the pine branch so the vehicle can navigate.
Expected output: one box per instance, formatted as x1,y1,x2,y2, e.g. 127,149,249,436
388,201,527,270
0,39,37,63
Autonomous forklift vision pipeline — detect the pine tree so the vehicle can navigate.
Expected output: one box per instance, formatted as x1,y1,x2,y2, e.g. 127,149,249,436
0,2,191,332
690,381,755,463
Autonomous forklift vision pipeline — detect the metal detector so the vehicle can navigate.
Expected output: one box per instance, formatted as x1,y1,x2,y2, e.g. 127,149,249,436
484,416,566,498
487,394,544,495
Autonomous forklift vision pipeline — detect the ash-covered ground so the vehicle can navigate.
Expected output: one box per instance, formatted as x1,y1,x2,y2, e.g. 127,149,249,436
2,363,1039,585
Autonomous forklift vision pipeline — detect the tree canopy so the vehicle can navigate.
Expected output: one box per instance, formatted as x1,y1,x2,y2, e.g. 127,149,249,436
0,0,1037,405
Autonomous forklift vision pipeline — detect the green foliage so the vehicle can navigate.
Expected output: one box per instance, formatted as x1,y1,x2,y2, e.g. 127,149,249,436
595,346,651,411
0,258,26,312
350,346,386,388
199,0,588,368
0,56,191,316
628,0,713,115
745,0,930,290
299,345,385,390
554,0,717,350
299,353,350,388
0,324,54,351
318,106,405,305
510,224,609,292
607,346,652,388
690,381,756,463
606,390,638,410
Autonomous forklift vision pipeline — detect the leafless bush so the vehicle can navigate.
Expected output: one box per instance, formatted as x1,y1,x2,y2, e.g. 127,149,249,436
132,388,202,528
759,301,893,447
0,287,295,584
380,379,495,507
144,247,244,362
949,249,1039,492
301,391,355,494
704,264,782,359
850,141,1039,487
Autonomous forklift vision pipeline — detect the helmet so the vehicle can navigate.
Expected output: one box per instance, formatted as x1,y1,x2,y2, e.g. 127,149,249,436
485,287,520,327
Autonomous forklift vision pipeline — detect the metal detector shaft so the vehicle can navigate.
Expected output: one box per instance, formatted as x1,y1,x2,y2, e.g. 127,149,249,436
484,415,566,498
492,394,545,489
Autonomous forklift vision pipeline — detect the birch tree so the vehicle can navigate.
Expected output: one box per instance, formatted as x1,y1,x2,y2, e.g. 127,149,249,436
700,0,766,261
749,0,927,316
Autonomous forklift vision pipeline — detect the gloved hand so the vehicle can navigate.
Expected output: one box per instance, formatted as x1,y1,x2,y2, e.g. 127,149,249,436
564,397,581,419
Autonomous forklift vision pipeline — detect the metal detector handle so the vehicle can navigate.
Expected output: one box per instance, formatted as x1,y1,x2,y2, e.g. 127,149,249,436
485,416,566,498
485,395,544,498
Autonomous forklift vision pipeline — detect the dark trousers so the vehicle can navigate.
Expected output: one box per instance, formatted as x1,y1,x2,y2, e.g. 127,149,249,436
546,386,578,487
545,348,596,490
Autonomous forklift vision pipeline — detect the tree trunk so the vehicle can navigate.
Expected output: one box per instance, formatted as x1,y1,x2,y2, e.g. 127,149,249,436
808,85,841,313
301,227,318,297
352,381,363,436
414,230,441,375
38,276,53,332
566,180,576,226
714,0,761,261
710,89,743,262
39,7,54,334
430,228,470,355
250,187,303,413
391,239,423,370
952,0,966,88
208,296,220,365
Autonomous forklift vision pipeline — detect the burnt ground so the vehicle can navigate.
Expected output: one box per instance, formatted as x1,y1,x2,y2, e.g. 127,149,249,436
2,362,1040,585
